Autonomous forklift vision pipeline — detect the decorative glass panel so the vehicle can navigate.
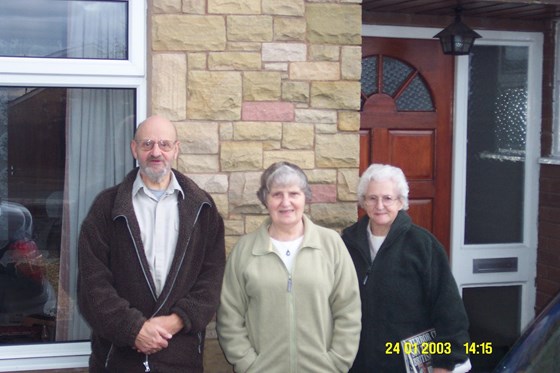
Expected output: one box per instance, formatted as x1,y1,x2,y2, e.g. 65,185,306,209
361,55,434,112
382,57,413,96
396,75,434,111
465,45,528,244
0,0,128,59
361,56,378,96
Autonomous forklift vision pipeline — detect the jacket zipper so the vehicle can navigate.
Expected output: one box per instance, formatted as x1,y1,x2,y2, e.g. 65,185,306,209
104,344,115,369
115,201,209,373
363,263,373,285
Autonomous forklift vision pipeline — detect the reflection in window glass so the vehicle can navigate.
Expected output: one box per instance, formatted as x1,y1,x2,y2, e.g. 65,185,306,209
465,46,528,244
0,0,127,59
0,87,135,344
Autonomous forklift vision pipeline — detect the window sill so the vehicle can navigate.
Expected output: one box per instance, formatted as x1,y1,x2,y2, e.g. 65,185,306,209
539,157,560,165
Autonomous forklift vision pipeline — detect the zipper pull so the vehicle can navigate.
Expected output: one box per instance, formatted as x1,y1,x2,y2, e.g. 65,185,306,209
363,264,373,285
287,277,292,292
143,356,151,372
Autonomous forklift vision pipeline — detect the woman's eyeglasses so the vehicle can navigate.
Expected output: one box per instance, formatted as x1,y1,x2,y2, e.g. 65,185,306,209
364,195,398,206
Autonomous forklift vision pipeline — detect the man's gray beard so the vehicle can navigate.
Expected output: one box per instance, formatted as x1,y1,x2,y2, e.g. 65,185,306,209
141,166,170,185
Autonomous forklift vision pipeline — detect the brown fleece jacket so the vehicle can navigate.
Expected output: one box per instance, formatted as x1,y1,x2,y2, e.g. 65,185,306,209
78,168,225,373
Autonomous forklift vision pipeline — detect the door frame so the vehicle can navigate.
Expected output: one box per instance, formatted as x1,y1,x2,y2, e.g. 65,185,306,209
362,25,541,329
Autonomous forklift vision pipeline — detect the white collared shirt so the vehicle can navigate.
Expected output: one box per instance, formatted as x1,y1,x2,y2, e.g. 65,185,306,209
132,171,184,297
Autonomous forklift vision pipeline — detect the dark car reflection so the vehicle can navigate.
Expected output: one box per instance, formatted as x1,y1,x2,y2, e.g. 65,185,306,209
493,291,560,372
0,200,56,342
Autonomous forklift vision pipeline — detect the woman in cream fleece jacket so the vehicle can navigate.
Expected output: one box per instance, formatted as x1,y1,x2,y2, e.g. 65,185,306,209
217,162,361,373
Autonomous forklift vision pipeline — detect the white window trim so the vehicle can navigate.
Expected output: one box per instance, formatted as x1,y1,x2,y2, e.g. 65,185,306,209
0,1,146,371
541,20,560,164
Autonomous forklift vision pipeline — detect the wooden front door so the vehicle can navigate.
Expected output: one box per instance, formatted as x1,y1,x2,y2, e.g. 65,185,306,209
360,37,454,251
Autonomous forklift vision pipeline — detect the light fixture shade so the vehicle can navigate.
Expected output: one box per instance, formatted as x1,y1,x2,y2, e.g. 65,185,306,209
434,13,481,55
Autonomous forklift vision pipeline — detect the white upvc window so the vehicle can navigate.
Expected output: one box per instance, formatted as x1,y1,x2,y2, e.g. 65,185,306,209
0,1,146,370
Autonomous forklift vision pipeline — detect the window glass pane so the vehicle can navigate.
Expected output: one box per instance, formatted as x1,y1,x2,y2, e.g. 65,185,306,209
0,86,135,344
0,0,128,59
465,45,528,244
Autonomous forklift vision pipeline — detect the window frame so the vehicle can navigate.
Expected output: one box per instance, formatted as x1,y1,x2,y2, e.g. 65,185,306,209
0,0,146,370
550,22,560,161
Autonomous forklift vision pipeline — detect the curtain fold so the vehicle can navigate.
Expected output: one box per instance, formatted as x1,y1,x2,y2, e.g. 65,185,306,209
56,2,132,341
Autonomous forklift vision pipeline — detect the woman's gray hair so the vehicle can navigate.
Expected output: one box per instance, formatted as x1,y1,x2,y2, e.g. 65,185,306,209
257,162,312,207
357,163,409,210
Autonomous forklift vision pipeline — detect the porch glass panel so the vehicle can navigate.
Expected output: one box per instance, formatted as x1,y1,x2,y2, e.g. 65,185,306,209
0,86,135,344
0,0,127,59
465,45,528,244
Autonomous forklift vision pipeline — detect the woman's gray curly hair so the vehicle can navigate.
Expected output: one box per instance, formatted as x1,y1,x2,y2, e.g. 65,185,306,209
256,162,312,207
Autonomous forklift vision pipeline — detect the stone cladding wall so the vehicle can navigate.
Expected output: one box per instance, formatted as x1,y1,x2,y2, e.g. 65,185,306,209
150,1,362,370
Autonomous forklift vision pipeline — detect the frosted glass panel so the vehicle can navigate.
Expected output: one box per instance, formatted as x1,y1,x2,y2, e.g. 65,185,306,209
465,45,528,244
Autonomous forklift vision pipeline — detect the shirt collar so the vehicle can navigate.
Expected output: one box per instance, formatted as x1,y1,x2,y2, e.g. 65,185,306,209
132,170,185,200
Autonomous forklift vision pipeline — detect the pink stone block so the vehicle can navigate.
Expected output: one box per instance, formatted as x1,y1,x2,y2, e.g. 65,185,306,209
310,184,337,203
242,102,295,121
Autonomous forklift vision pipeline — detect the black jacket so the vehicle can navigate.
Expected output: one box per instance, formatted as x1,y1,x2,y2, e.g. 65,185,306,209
342,211,470,372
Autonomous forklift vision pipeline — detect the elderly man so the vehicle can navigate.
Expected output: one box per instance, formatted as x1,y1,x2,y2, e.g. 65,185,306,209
78,115,225,372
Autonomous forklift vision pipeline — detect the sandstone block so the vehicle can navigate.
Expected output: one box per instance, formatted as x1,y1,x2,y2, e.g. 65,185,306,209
187,71,242,120
243,72,282,101
311,81,361,110
309,45,340,62
188,53,207,70
153,0,181,13
209,0,260,14
224,219,245,236
316,133,359,168
341,46,362,80
242,102,295,121
310,202,358,232
282,81,309,103
245,215,269,234
176,121,219,154
338,168,359,201
274,17,306,41
153,15,226,51
306,4,361,45
228,16,273,42
339,110,360,131
290,62,340,81
262,43,306,62
234,122,282,141
152,53,187,121
208,52,262,71
187,174,229,193
229,172,266,213
263,0,304,16
282,122,314,149
310,184,337,203
264,150,315,169
220,122,234,141
306,169,337,184
221,142,263,171
295,108,337,124
178,154,220,173
182,0,205,14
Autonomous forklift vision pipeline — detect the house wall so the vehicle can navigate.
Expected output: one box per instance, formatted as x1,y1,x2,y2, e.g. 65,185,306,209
149,0,362,371
536,23,560,315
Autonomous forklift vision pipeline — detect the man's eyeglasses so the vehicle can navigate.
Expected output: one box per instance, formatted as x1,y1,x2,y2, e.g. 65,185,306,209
135,139,177,152
364,195,399,206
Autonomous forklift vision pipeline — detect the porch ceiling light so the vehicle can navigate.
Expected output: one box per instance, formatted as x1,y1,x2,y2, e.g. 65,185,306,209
433,7,481,55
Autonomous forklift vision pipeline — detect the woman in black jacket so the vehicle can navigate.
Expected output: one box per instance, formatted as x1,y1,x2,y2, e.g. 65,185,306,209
342,163,471,373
